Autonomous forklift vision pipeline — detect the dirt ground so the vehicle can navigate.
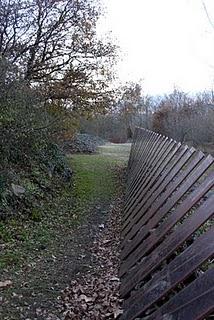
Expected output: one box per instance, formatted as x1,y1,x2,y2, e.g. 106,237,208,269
0,144,130,320
0,206,105,319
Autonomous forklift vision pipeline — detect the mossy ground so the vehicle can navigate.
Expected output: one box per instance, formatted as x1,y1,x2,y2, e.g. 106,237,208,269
69,154,119,206
0,143,130,319
0,160,113,268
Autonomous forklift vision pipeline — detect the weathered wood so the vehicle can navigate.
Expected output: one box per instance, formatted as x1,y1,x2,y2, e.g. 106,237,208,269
121,162,214,262
120,227,214,320
125,139,176,217
121,194,214,297
146,268,214,320
122,142,187,227
126,134,165,200
123,146,191,233
120,128,214,320
122,149,204,241
127,129,154,182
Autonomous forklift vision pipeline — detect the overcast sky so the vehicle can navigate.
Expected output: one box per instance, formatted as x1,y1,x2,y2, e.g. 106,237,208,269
98,0,214,95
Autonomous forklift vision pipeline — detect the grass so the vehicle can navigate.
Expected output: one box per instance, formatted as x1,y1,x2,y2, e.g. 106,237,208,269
69,154,118,206
0,143,130,270
98,142,131,162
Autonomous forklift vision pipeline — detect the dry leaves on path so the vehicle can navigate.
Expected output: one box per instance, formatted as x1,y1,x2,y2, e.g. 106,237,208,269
60,197,124,320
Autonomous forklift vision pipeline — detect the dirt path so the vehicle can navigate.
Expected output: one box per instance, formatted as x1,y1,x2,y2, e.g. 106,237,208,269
0,205,110,319
0,143,130,320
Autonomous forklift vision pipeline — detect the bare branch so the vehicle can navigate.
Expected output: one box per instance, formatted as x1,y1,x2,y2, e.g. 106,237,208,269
202,1,214,30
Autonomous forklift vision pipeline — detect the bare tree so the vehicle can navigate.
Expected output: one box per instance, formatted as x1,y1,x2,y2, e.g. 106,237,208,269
152,88,214,147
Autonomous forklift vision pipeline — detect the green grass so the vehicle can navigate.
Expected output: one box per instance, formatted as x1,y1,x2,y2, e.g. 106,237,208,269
0,250,21,268
0,144,130,270
98,143,131,162
69,154,118,206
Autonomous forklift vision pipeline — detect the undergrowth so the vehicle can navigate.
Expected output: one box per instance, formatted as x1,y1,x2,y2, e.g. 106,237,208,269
0,149,127,270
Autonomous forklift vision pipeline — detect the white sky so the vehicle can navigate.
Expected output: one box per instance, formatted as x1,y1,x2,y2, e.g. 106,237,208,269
98,0,214,95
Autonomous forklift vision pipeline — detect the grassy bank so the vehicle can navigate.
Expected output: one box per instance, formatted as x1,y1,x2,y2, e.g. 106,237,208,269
0,144,130,271
0,143,130,319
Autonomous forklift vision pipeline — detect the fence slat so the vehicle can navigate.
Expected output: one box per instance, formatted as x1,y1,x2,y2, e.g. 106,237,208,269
124,139,176,217
146,268,214,320
121,162,214,262
122,143,187,226
122,149,204,241
126,134,166,200
123,145,195,230
121,194,214,297
120,227,214,320
120,127,214,320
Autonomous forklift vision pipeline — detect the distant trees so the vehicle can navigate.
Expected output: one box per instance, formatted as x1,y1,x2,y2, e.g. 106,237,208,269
117,82,142,138
80,114,128,143
80,82,155,143
114,82,153,139
79,84,214,149
152,88,214,147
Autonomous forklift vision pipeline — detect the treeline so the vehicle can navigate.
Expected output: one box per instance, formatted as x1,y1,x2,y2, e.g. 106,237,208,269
152,89,214,146
80,85,214,152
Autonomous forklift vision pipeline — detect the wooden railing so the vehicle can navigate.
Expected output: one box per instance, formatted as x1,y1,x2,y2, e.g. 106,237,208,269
120,127,214,320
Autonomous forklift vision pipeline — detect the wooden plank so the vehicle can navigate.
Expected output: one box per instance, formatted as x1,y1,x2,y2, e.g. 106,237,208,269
146,268,214,320
125,139,175,217
120,227,214,320
122,149,204,243
121,161,214,262
122,143,181,232
127,131,157,190
126,134,165,202
122,143,187,226
127,135,170,194
122,145,194,232
120,168,214,275
128,130,155,181
120,194,214,297
124,141,179,220
130,130,154,170
127,130,137,171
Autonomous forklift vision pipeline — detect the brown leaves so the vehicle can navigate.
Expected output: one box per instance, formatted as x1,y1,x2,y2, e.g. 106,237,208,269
60,197,124,319
0,280,13,288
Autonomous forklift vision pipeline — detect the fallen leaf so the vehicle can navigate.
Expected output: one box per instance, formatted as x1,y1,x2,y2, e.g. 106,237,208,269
110,277,120,281
78,294,93,302
0,280,12,288
114,307,123,318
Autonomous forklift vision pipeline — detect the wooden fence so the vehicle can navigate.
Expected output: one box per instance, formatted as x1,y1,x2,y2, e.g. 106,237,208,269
120,127,214,320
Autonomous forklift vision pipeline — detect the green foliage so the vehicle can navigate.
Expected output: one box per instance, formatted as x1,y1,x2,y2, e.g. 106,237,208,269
30,208,43,222
69,154,117,207
0,59,72,218
0,144,128,270
0,222,12,242
0,251,21,268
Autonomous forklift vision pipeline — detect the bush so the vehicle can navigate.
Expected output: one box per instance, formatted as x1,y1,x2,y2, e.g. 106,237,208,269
0,58,72,219
63,134,106,154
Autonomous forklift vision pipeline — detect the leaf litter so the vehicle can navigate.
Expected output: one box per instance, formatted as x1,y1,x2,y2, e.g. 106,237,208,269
60,196,124,320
